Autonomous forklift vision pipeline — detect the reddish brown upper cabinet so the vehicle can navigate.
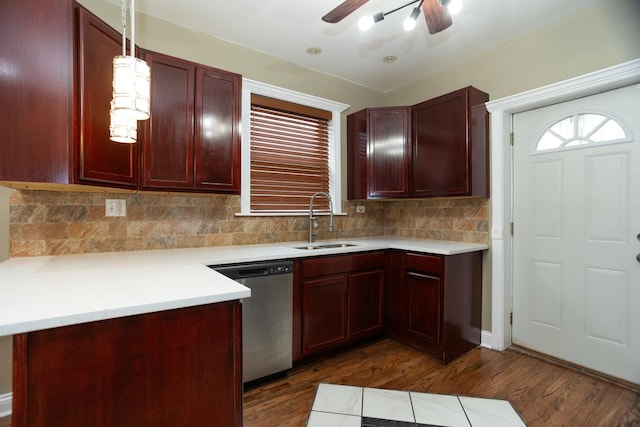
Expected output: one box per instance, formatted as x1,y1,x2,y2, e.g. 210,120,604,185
347,87,489,200
347,107,411,199
0,0,137,187
141,52,195,190
77,8,138,188
296,252,385,359
412,86,489,198
141,51,241,193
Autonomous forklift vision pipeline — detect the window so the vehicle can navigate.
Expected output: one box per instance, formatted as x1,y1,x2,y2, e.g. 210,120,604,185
240,80,349,215
535,112,630,152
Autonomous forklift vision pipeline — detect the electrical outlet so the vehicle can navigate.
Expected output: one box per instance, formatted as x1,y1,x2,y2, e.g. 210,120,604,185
105,199,126,217
356,205,365,213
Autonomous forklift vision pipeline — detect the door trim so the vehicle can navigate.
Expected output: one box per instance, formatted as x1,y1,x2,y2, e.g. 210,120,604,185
486,59,640,351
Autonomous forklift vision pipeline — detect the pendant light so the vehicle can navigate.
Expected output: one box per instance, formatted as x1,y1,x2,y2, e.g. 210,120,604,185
109,0,150,143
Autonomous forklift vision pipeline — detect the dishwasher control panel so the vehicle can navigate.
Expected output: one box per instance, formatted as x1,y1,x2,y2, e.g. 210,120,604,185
210,260,293,280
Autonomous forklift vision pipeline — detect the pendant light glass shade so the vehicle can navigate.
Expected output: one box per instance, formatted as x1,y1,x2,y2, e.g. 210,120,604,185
109,0,150,143
111,55,150,120
109,108,138,143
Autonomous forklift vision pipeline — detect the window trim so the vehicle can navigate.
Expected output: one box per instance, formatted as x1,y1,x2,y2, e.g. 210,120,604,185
239,79,349,216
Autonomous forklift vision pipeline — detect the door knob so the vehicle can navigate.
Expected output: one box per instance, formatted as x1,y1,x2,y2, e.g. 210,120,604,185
637,253,640,263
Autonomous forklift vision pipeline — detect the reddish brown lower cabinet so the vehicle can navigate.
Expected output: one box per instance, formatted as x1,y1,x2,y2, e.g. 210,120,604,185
348,269,384,340
296,252,385,359
12,302,243,427
302,275,348,355
406,266,442,348
386,250,483,363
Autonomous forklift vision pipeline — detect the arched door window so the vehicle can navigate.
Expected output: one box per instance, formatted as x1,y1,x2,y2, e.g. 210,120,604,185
535,112,630,152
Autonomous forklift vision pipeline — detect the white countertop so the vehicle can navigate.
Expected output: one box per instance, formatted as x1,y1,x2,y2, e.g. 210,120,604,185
0,237,488,336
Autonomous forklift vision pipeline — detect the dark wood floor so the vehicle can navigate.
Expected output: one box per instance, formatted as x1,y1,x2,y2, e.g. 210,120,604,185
243,338,639,427
1,338,638,426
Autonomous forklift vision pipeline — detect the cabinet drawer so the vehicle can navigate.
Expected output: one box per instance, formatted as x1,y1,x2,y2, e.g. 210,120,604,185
302,252,385,278
405,253,442,275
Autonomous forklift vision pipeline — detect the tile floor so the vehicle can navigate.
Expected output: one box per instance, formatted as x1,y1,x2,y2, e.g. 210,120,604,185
307,383,527,427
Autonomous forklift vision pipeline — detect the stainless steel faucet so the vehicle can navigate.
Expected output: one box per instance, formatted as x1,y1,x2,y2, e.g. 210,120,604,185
308,191,334,243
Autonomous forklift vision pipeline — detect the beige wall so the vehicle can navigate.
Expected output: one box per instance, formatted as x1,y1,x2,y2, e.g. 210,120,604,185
0,188,11,262
0,188,12,395
383,0,640,105
0,336,9,395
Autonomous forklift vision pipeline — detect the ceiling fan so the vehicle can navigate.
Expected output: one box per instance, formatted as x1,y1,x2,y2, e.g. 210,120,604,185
322,0,453,35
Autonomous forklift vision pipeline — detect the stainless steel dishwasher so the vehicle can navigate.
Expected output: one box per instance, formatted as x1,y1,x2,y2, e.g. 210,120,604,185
211,260,293,384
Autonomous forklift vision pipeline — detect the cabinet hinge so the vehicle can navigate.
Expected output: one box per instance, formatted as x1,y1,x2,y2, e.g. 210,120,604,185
510,132,514,146
510,312,513,325
510,222,514,236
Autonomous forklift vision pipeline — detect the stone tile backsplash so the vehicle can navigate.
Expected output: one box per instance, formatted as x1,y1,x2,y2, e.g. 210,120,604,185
9,190,488,257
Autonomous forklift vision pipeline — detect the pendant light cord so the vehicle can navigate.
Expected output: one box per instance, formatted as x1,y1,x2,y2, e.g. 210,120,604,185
130,0,135,55
120,0,127,56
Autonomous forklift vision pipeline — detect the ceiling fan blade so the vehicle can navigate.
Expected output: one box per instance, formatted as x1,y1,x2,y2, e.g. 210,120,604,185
421,0,452,34
322,0,369,23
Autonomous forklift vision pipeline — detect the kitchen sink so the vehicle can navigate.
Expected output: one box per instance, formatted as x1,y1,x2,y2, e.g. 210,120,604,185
294,243,358,250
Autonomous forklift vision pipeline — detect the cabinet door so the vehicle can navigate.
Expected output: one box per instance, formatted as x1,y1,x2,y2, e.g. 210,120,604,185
412,87,489,197
12,302,242,427
77,8,138,188
0,0,73,184
141,52,195,189
368,107,411,198
405,270,442,349
384,251,406,339
346,109,368,200
194,67,241,193
412,90,467,196
348,269,384,340
302,275,348,356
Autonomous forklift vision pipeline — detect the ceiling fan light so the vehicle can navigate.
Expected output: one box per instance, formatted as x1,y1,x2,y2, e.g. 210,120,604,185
358,15,374,31
359,12,385,31
403,7,421,31
445,0,462,15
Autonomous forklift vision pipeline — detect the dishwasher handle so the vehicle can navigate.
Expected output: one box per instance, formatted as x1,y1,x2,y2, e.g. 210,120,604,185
236,267,270,278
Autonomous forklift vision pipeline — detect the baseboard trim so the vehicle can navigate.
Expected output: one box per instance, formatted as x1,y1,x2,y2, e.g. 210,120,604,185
0,392,11,417
480,330,492,349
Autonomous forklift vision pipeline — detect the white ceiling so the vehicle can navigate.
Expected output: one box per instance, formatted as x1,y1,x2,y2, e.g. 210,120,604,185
125,0,601,93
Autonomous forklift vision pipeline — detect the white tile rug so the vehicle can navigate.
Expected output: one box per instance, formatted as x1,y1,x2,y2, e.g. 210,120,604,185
307,383,527,427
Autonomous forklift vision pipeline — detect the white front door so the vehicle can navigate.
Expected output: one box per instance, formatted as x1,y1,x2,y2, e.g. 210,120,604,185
512,84,640,384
